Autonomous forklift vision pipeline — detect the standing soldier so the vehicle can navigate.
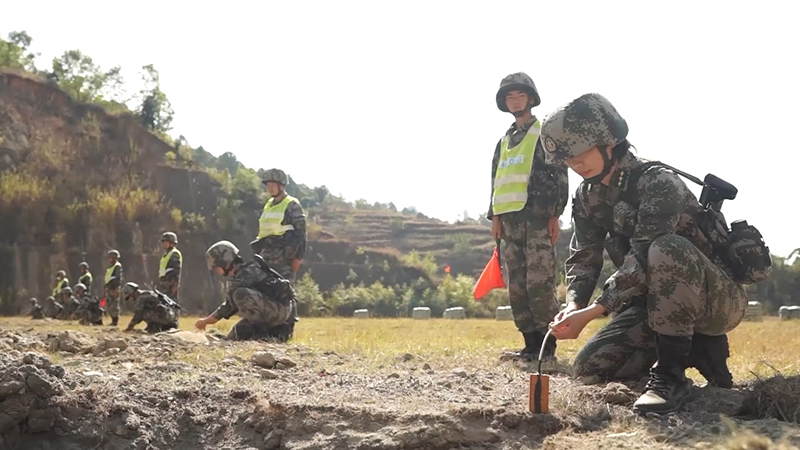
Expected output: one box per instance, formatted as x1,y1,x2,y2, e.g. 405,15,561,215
29,298,44,320
122,282,180,333
104,249,123,326
52,270,69,297
195,240,297,341
78,262,93,294
250,168,307,281
488,73,569,362
157,232,182,301
544,93,771,414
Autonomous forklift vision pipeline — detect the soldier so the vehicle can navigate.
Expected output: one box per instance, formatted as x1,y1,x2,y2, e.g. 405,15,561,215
195,240,297,342
104,250,123,326
544,93,771,414
42,296,62,319
488,73,569,362
121,282,180,333
250,168,307,282
157,232,182,302
29,298,44,320
52,270,69,297
56,286,80,320
78,262,93,293
74,283,103,326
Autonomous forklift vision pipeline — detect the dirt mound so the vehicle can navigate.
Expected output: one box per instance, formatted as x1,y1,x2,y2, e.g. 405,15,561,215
740,375,800,424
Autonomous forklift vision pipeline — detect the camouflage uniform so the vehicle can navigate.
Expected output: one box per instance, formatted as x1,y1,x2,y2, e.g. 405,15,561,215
76,294,104,326
43,296,62,319
488,73,569,358
542,92,769,414
157,232,182,302
57,293,81,320
104,253,123,325
254,198,307,281
125,289,179,333
29,298,44,320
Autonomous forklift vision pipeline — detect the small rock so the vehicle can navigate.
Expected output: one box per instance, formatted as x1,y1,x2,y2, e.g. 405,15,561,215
397,353,414,362
481,384,493,391
387,373,400,379
220,357,239,365
422,363,431,370
26,373,60,398
251,352,276,369
275,363,287,370
277,357,296,368
260,370,279,380
320,424,335,436
367,422,382,432
99,348,121,357
451,368,468,378
22,352,51,369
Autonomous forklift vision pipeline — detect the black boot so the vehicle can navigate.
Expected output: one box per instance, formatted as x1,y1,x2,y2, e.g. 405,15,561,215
687,333,733,389
518,331,542,361
109,317,118,327
633,334,693,414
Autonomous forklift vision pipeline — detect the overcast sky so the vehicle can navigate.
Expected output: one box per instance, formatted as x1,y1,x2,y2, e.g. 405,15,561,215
2,0,798,256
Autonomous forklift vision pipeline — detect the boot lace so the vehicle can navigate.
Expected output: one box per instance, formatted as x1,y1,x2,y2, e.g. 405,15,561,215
643,371,676,397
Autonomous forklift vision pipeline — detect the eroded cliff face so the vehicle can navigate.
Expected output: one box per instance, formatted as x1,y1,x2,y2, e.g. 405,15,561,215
0,70,431,314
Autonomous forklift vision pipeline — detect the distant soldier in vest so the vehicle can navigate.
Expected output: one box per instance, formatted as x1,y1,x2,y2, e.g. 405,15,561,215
250,168,307,282
52,270,69,297
74,282,103,326
195,240,297,342
489,73,569,362
122,282,180,333
157,232,182,302
29,298,44,320
56,286,80,320
104,249,123,326
43,296,61,319
78,262,93,294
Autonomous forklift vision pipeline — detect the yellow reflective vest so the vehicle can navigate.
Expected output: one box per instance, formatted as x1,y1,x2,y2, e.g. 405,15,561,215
257,195,298,239
491,120,541,216
159,248,182,278
105,262,121,284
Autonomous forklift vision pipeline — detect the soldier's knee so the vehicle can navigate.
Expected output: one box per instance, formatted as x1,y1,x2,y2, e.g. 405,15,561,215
647,234,697,269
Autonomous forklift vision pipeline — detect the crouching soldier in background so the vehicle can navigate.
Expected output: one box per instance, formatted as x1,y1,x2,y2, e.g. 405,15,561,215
195,240,297,342
29,298,44,320
56,287,81,320
74,283,104,326
43,296,61,319
121,282,180,333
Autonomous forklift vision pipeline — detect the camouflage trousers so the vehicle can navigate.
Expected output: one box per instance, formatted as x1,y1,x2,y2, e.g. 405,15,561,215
226,287,292,341
104,288,120,319
259,245,295,282
573,234,748,381
43,302,61,319
157,279,180,302
141,307,179,329
501,218,560,334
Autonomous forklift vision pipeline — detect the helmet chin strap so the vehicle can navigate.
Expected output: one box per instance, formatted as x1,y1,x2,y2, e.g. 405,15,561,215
584,146,615,184
510,100,534,118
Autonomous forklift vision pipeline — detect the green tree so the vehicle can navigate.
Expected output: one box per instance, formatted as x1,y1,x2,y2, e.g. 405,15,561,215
136,64,173,134
0,31,37,71
49,50,125,104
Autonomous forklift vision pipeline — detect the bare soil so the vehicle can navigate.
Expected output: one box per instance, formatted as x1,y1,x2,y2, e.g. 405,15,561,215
1,325,799,450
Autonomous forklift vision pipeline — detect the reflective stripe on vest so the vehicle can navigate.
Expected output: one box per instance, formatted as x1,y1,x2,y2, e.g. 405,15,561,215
105,262,121,284
257,195,297,239
159,248,182,277
491,121,541,215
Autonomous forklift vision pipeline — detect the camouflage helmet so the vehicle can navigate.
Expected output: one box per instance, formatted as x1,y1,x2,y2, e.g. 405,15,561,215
496,72,541,112
107,249,120,259
122,282,139,300
56,270,66,278
73,283,86,294
46,296,54,302
30,297,38,303
205,240,241,272
59,286,72,296
541,93,629,165
161,231,178,245
79,262,89,270
261,168,289,186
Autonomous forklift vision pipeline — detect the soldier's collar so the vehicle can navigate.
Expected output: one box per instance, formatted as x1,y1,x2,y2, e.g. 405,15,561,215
507,115,539,134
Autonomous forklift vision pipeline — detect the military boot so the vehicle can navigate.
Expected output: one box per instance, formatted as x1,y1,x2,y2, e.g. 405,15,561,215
633,335,693,415
687,333,733,389
517,331,542,361
109,317,118,327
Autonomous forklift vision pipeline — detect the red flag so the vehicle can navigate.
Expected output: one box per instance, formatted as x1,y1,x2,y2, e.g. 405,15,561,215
473,247,505,300
99,298,106,308
444,265,450,273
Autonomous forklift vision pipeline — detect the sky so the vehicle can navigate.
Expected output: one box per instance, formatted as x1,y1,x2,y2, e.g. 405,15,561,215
2,1,799,256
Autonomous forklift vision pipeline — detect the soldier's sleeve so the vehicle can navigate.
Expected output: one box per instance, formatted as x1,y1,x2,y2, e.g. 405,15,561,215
564,188,606,308
286,201,307,260
487,140,501,220
595,168,685,314
128,298,146,327
211,291,238,321
552,162,570,218
165,252,181,282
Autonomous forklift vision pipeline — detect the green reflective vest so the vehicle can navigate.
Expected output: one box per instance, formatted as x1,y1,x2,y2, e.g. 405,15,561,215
52,278,69,297
80,272,92,289
159,248,182,277
257,195,298,239
105,262,121,284
491,120,541,216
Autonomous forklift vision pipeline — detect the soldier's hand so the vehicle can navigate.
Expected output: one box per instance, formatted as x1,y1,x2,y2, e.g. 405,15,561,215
547,216,559,246
491,216,502,240
553,301,580,323
290,259,301,273
194,318,207,330
550,304,605,340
